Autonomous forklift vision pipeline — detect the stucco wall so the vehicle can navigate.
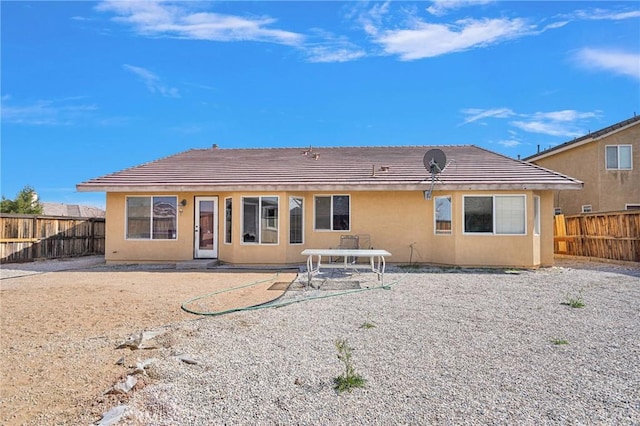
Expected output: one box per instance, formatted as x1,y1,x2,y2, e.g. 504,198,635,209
531,124,640,215
105,190,553,268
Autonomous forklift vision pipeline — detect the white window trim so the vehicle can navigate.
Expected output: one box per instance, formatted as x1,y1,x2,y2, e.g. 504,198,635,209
313,194,351,232
462,194,527,236
581,205,593,213
625,204,640,210
125,195,178,241
533,195,540,236
434,195,452,235
605,144,633,170
289,196,305,245
224,197,232,245
554,207,562,215
240,195,280,245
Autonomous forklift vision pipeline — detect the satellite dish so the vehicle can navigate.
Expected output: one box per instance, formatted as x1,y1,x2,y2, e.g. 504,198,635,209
423,149,447,174
422,149,447,200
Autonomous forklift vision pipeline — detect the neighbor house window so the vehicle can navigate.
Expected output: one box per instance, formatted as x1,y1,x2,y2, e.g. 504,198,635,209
606,145,632,170
533,196,540,235
314,195,350,231
126,196,177,240
626,204,640,210
224,197,232,244
242,196,278,244
582,205,592,213
434,196,452,235
464,195,526,235
554,207,562,215
289,197,304,244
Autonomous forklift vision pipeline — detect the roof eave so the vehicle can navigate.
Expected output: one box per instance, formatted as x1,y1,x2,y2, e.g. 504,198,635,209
77,182,583,193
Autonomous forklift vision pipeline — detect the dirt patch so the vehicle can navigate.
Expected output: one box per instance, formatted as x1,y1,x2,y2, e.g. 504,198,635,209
0,267,296,425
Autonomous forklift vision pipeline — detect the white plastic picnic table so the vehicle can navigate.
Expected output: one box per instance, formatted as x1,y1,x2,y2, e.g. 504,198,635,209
301,249,391,286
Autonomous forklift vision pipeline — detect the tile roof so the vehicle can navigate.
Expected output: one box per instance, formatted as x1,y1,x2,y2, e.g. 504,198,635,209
42,202,105,218
523,115,640,162
77,145,582,192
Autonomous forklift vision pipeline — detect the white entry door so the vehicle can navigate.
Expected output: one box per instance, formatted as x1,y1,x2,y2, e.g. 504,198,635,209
195,196,218,258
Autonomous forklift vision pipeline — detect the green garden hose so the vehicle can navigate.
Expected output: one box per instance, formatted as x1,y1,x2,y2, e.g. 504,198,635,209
181,272,405,317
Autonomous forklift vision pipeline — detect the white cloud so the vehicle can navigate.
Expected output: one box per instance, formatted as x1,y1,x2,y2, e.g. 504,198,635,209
304,31,366,63
574,48,640,80
351,1,391,36
511,120,583,138
375,17,532,60
123,64,180,98
426,0,495,17
97,1,304,46
571,8,640,21
461,107,515,125
462,106,601,138
530,110,598,122
1,97,98,126
306,45,366,63
497,139,521,148
511,110,599,138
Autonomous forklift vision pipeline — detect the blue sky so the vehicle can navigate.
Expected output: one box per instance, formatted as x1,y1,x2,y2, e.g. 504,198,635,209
2,1,639,208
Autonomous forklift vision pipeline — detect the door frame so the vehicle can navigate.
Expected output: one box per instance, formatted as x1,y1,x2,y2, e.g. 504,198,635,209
194,196,218,258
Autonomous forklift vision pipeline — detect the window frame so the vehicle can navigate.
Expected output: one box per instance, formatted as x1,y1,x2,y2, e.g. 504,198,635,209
313,194,351,232
625,204,640,210
224,197,232,244
533,196,540,236
289,196,304,245
462,194,527,236
241,195,279,245
605,145,633,170
125,195,178,241
581,205,593,213
434,195,452,235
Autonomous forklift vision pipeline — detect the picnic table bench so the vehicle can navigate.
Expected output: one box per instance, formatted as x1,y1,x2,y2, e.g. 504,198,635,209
301,249,391,286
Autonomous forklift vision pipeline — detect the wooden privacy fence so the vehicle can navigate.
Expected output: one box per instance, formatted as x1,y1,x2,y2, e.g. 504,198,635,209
0,214,105,263
554,211,640,262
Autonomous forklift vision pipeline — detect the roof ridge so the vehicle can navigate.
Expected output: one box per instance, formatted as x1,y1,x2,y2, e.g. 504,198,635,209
191,144,474,151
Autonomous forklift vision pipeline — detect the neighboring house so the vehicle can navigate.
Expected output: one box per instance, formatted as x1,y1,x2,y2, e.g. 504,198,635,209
524,115,640,215
42,202,105,218
77,145,582,268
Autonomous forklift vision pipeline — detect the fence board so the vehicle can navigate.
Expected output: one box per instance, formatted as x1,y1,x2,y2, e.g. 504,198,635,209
553,211,640,262
0,214,105,263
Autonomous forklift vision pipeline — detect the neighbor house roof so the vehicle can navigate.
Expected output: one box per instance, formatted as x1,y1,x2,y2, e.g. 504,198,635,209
524,115,640,162
42,202,105,218
77,145,583,192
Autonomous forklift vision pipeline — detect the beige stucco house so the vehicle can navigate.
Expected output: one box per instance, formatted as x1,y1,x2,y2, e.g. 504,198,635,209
524,115,640,215
77,145,582,268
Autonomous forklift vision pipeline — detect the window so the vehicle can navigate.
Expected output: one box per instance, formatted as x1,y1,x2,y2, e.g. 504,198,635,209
626,204,640,210
289,197,304,244
533,196,540,235
463,195,526,235
554,207,562,215
242,196,278,244
606,145,632,170
224,198,232,244
464,196,493,233
581,205,592,213
434,196,452,235
126,196,177,240
496,196,526,234
314,195,350,231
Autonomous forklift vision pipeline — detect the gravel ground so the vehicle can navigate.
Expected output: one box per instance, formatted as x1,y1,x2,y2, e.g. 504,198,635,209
117,261,640,425
0,255,106,279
